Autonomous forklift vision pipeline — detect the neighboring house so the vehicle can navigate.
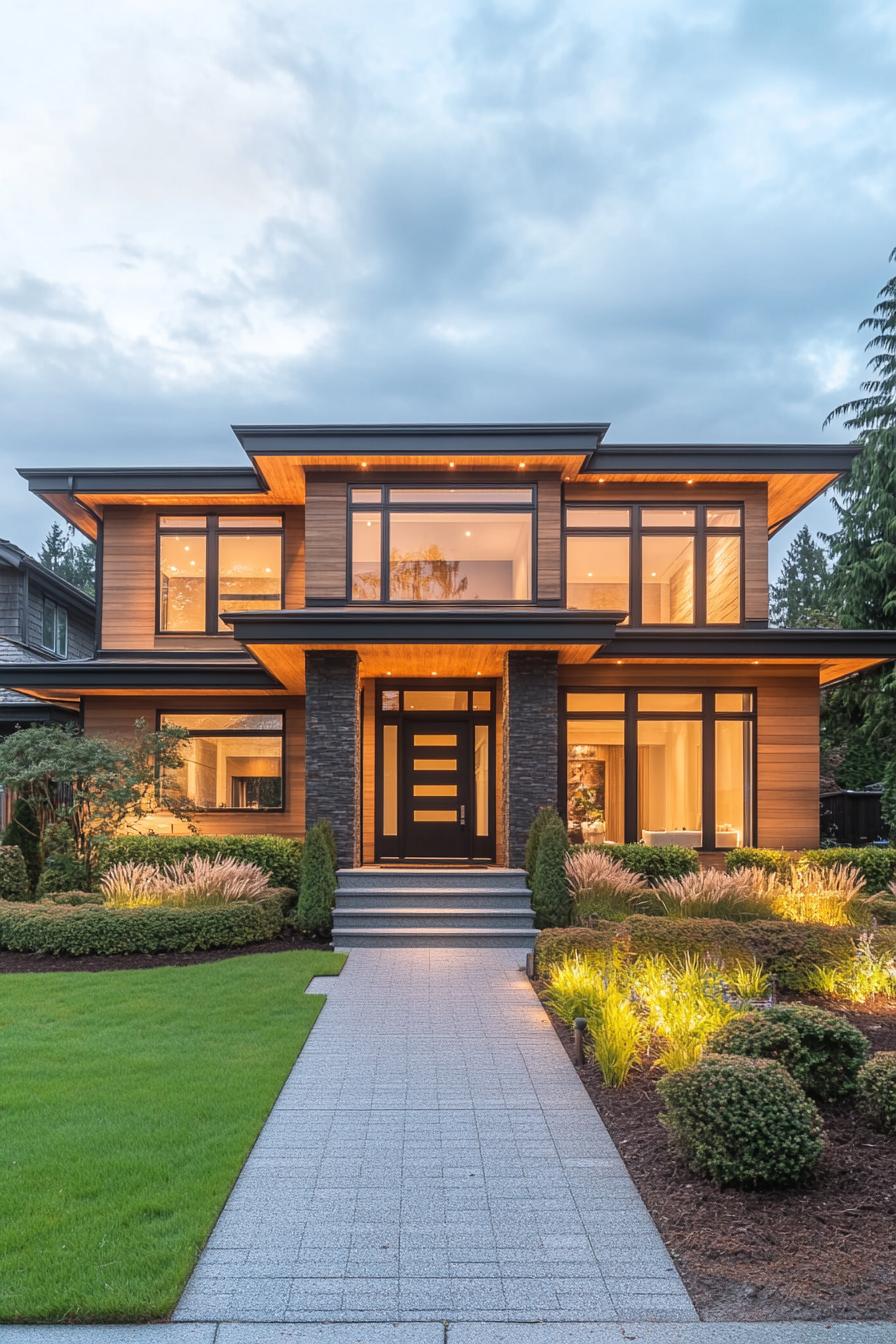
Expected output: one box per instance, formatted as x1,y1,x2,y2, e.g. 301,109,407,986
0,423,894,869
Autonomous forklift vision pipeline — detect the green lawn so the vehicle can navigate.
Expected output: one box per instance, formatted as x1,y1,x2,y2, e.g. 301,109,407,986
0,949,344,1322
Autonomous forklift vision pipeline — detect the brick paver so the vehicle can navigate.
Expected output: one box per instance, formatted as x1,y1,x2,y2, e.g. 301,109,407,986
175,950,697,1324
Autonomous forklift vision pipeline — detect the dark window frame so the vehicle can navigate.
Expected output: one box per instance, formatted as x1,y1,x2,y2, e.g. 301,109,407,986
347,485,537,605
563,501,745,626
156,509,286,636
560,686,757,851
157,708,287,814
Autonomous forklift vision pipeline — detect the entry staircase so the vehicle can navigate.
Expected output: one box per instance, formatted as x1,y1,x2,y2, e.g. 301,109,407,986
332,867,536,948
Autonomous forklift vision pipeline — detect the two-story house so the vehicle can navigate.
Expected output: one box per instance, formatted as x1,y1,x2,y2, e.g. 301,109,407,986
1,423,894,874
0,538,95,735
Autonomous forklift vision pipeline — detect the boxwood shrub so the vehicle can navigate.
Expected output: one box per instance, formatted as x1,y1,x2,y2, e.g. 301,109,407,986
724,847,791,877
658,1054,824,1187
0,845,30,901
801,847,896,894
583,842,699,883
96,834,303,892
856,1052,896,1135
708,1003,870,1102
0,890,290,956
535,916,896,989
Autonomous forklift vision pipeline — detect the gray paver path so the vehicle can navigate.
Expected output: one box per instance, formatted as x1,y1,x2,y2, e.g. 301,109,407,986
175,949,697,1324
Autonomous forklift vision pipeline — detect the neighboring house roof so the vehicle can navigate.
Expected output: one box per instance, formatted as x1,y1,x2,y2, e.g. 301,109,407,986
0,538,95,617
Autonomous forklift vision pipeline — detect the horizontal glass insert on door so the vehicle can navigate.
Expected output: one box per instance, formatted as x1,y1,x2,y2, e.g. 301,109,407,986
412,809,458,822
413,733,457,746
414,783,458,797
413,758,457,771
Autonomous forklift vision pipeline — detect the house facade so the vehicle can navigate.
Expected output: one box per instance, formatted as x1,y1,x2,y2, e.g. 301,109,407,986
1,423,894,869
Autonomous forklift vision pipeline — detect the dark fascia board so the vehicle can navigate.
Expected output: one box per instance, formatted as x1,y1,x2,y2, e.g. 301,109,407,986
0,542,95,615
18,466,264,495
225,606,623,646
235,422,610,457
584,444,859,474
595,628,896,659
0,702,79,724
0,659,285,692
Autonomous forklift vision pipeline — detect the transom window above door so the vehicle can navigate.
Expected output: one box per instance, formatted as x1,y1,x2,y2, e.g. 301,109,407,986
158,514,284,633
565,502,743,625
349,486,534,602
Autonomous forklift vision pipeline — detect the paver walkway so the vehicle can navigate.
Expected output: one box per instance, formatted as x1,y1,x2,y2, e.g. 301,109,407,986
175,949,697,1325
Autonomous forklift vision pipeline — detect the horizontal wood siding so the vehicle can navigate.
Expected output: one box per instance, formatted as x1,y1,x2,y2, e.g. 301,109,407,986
537,478,561,602
82,695,305,837
305,479,347,601
560,663,819,849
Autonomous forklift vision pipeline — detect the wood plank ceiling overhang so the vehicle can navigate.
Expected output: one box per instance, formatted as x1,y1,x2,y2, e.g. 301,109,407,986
594,629,896,687
226,607,624,692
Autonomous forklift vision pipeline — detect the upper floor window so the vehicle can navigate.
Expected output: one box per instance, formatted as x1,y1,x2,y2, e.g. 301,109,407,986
349,486,534,602
565,502,743,625
158,514,283,633
41,598,68,655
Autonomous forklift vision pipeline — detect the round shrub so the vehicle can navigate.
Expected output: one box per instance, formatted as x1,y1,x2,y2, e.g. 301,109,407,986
856,1052,896,1135
658,1053,824,1186
586,842,698,883
708,1003,869,1102
0,845,30,900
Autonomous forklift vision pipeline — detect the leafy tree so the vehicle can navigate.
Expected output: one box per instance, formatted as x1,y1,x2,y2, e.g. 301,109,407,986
38,522,96,595
769,526,833,628
822,248,896,814
0,720,192,886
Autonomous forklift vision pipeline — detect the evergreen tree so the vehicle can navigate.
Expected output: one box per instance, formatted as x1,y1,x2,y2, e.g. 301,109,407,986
38,522,96,596
769,526,833,628
822,248,896,810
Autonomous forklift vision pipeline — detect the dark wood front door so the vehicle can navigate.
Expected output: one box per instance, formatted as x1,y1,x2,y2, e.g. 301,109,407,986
400,718,471,860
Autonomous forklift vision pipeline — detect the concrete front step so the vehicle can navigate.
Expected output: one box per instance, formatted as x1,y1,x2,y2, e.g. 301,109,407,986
336,888,531,909
336,867,527,891
334,907,535,929
333,926,537,948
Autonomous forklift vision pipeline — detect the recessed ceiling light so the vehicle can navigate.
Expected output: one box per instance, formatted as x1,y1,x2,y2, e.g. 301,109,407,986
361,461,368,469
687,478,694,485
386,671,392,676
598,477,606,484
586,572,593,578
449,461,456,469
476,671,482,676
616,659,623,665
518,461,526,469
464,530,472,537
184,545,190,552
650,571,657,577
431,671,437,677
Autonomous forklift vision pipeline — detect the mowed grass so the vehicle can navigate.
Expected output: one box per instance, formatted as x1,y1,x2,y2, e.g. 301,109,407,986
0,950,345,1322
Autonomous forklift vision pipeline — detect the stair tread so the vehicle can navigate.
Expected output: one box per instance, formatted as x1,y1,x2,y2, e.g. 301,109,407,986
335,906,532,916
334,925,534,934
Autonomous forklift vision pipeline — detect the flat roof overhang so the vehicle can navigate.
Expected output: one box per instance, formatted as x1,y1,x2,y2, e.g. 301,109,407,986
226,606,624,691
594,628,896,686
0,657,286,699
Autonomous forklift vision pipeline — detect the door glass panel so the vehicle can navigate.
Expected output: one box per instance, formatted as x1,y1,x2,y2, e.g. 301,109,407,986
566,535,630,614
474,724,489,836
382,724,398,836
637,693,702,712
716,719,753,848
389,512,532,600
351,513,381,599
567,718,625,844
404,690,468,710
413,809,458,822
414,783,458,797
159,534,207,631
641,535,695,623
641,508,695,528
381,689,400,711
706,533,741,623
414,758,457,771
413,733,457,746
472,690,492,710
567,692,625,712
637,719,702,843
565,507,631,528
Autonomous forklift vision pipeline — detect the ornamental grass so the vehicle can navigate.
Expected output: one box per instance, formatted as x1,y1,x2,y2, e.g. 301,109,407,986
99,855,272,908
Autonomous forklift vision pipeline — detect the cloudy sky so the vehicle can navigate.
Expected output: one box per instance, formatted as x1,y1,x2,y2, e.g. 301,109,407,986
1,0,894,571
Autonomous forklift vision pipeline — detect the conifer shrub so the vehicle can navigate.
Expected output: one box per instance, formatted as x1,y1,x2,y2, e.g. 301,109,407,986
295,821,337,939
855,1052,896,1135
525,807,561,887
2,794,41,891
709,1003,869,1102
531,813,571,928
0,845,29,900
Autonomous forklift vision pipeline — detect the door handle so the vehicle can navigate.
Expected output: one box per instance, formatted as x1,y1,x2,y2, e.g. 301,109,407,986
460,804,466,827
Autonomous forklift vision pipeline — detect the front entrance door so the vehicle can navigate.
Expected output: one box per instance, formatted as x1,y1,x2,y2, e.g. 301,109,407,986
400,718,471,860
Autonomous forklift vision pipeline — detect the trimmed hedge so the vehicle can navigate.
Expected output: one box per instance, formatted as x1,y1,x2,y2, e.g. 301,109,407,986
0,845,29,900
708,1004,869,1103
583,842,699,882
856,1052,896,1135
96,834,303,892
658,1054,824,1187
535,916,896,990
0,891,290,956
725,847,790,877
726,845,896,893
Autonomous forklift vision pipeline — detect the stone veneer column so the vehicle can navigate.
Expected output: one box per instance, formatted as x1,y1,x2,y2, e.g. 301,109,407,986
304,650,360,868
502,651,559,867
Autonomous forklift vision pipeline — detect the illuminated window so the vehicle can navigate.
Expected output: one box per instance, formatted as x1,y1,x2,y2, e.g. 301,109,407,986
160,712,284,811
158,515,283,633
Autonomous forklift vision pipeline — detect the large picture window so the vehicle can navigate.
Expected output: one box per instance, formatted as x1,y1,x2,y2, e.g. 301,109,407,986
349,486,534,602
565,502,743,625
160,711,284,811
158,514,283,633
564,688,754,850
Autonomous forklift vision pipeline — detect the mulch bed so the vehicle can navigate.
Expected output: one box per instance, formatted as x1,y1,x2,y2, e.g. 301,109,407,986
0,932,332,974
544,991,896,1321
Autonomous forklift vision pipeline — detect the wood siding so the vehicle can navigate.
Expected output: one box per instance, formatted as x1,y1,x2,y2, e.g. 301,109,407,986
565,481,769,623
82,695,306,837
536,478,561,602
560,662,819,849
305,479,347,601
99,505,305,651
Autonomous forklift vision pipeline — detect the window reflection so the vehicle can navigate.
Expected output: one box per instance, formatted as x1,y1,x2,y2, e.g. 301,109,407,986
389,513,531,600
160,534,207,631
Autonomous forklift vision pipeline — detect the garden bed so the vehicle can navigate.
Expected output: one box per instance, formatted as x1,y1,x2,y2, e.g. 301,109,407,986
545,995,896,1321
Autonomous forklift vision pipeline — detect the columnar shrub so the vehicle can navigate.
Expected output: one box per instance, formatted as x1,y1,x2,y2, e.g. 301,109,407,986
525,807,561,887
531,814,571,928
658,1054,824,1186
0,845,29,900
296,822,337,938
2,795,41,891
709,1003,869,1102
855,1053,896,1135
